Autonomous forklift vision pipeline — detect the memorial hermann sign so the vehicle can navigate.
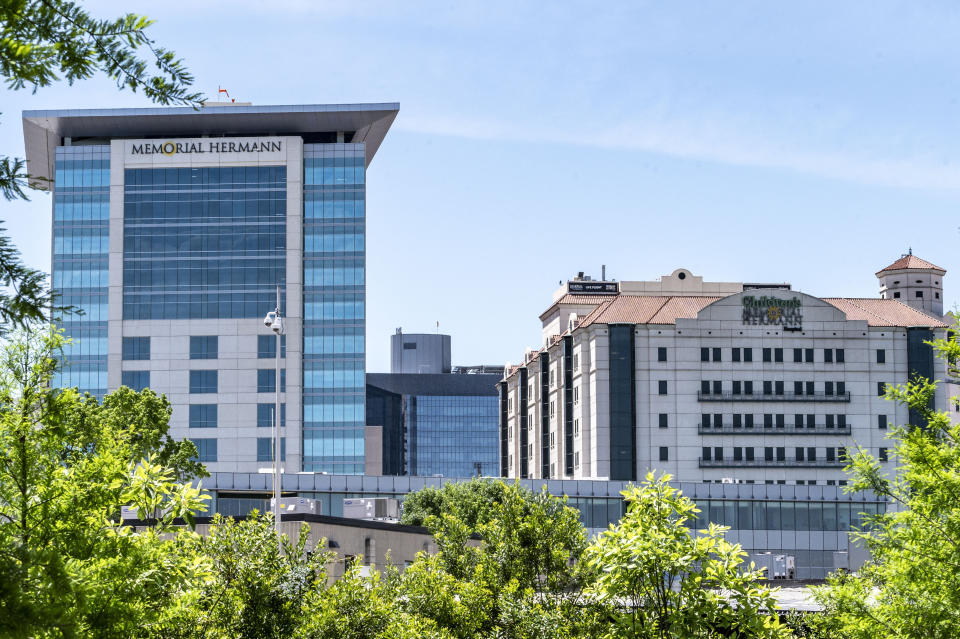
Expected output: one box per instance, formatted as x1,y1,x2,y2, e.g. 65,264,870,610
742,295,803,330
122,137,288,163
130,140,283,155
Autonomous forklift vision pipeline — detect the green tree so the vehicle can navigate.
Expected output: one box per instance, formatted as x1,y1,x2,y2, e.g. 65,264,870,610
400,477,514,529
812,326,960,639
396,480,595,638
299,566,453,639
584,473,788,639
0,1,201,332
0,329,210,638
157,512,331,639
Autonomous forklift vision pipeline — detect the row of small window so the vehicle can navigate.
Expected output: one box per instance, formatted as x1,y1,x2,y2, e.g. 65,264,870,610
303,162,365,187
53,193,110,221
54,167,110,188
188,437,287,463
122,292,285,321
123,199,286,222
701,413,853,429
304,296,365,321
654,380,874,396
188,403,286,428
697,347,846,363
123,226,286,256
53,229,109,256
304,232,365,254
700,446,890,462
303,192,366,219
122,259,286,289
717,480,875,489
122,335,286,361
658,347,888,364
125,166,287,188
304,261,365,288
697,380,847,396
120,369,287,394
53,268,108,289
692,499,884,531
888,290,937,300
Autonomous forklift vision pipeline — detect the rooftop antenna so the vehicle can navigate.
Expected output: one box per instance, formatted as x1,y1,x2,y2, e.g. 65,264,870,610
602,264,606,280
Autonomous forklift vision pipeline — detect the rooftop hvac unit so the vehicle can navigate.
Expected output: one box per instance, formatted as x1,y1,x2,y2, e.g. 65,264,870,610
121,505,171,520
342,497,401,522
269,497,319,515
749,553,796,580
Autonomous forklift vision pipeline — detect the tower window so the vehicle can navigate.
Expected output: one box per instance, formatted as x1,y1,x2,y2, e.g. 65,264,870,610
916,291,923,298
893,292,900,298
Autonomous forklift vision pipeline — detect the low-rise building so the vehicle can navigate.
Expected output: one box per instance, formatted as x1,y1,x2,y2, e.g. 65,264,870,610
499,256,954,485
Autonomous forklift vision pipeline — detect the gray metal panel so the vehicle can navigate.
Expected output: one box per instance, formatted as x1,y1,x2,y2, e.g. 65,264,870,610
390,333,451,374
367,372,500,397
22,102,399,187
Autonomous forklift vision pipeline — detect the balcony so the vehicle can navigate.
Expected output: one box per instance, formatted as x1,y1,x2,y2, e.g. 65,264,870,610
698,391,851,403
698,458,847,469
698,425,852,436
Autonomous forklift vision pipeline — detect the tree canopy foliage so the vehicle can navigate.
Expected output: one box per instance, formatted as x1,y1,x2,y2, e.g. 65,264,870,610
0,0,201,333
0,329,209,637
812,325,960,639
586,473,788,639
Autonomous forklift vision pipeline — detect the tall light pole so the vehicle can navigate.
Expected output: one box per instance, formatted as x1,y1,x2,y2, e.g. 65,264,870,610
264,287,284,546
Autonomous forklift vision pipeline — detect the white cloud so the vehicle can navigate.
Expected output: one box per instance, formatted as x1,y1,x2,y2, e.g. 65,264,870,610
396,110,960,191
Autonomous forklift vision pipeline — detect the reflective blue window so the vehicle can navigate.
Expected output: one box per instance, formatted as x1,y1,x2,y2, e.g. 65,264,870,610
121,370,150,391
302,144,366,474
257,334,286,358
191,438,217,462
257,403,286,427
257,369,286,393
122,166,286,320
122,337,150,360
52,145,110,398
189,370,217,394
189,404,217,428
406,395,500,477
256,437,286,462
190,336,218,360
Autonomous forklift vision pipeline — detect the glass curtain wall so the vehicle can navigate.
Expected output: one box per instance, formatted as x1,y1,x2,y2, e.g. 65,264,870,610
407,395,500,478
302,144,366,473
122,166,286,319
52,146,110,397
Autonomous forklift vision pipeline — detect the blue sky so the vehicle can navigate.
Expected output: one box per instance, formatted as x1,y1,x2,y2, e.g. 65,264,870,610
3,1,959,371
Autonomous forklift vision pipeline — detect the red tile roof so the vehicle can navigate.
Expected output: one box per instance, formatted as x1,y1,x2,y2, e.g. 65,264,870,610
538,294,608,321
876,254,945,275
570,294,946,328
822,298,948,328
648,296,723,324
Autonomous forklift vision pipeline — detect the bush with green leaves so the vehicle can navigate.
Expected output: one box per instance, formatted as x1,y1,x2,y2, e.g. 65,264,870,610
812,326,960,639
585,473,789,639
0,329,209,638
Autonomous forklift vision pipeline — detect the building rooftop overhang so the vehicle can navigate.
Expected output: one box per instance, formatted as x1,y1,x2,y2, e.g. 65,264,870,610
22,102,400,190
876,253,946,276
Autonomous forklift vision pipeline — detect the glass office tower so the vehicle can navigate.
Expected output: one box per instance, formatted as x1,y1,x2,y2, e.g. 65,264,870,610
302,144,366,473
24,103,398,474
365,372,502,478
52,145,111,397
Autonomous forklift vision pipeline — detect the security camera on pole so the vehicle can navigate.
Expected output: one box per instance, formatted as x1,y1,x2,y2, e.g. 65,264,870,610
263,287,284,548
